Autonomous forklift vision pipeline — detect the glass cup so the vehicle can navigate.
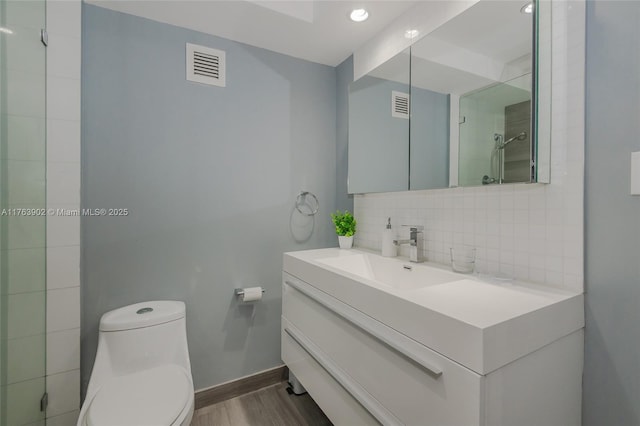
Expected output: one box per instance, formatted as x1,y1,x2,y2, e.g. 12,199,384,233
450,247,476,274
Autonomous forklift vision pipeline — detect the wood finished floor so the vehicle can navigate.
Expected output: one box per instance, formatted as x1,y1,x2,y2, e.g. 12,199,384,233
191,382,333,426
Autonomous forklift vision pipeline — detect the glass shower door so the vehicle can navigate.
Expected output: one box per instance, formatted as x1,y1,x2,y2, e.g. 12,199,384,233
0,0,48,425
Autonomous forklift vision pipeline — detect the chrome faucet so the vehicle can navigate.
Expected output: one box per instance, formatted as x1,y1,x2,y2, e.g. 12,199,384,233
393,225,424,263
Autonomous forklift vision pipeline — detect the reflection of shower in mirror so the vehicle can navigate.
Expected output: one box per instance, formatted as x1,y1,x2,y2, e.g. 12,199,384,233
486,130,529,185
496,131,527,149
458,80,532,187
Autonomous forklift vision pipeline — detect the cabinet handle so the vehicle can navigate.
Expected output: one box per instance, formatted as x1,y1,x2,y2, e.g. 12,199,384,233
284,325,403,426
285,279,443,378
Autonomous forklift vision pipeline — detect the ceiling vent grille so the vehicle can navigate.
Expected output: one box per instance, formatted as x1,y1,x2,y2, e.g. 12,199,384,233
391,91,410,119
186,43,226,87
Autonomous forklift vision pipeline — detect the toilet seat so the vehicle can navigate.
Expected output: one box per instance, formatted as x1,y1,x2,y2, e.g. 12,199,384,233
86,365,191,426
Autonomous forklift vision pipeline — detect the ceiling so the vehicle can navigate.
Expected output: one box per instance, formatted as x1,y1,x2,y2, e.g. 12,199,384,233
426,0,532,64
85,0,418,66
369,0,533,95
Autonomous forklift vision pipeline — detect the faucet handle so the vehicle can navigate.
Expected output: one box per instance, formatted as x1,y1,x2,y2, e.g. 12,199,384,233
402,225,424,232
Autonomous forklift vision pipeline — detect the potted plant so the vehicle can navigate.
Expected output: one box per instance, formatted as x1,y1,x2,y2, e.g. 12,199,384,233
331,210,356,249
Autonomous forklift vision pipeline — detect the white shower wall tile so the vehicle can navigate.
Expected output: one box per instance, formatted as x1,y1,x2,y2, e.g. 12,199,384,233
47,328,81,376
47,287,81,333
46,0,82,421
46,369,81,418
46,410,80,426
46,0,81,37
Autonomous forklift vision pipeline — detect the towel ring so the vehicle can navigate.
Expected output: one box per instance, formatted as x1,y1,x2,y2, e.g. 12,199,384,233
295,191,319,216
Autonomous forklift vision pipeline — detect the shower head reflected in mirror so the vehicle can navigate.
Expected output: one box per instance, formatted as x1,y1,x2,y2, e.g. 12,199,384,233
495,131,527,149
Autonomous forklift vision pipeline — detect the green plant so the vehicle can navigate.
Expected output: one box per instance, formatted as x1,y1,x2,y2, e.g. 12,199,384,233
331,210,356,237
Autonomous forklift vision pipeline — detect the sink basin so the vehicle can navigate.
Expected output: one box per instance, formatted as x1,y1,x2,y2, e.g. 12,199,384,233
283,247,584,375
317,252,459,290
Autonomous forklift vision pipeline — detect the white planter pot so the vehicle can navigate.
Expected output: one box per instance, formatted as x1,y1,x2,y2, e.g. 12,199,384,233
338,235,354,249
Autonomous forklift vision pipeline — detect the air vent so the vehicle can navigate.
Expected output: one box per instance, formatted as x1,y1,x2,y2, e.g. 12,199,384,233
186,43,226,87
391,91,410,119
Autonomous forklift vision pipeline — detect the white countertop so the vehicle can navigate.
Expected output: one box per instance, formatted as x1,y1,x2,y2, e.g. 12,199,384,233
284,247,584,374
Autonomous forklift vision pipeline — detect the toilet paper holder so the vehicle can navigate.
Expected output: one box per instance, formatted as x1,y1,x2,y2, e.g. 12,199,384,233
234,287,265,298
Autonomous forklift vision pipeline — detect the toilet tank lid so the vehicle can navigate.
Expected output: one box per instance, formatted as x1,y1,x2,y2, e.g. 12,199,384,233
100,301,185,332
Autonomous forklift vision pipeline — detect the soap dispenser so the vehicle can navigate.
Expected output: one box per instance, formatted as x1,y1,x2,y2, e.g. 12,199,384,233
381,218,397,257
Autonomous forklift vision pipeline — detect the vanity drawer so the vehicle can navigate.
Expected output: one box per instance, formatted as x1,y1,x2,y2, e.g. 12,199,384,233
282,275,483,426
281,317,379,425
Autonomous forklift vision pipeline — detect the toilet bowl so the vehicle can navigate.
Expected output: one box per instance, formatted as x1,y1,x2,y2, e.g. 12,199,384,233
77,301,195,426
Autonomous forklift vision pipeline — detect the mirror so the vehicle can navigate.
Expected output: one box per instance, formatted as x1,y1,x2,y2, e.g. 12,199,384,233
348,48,410,194
348,0,548,194
457,75,532,186
408,60,451,190
412,0,534,187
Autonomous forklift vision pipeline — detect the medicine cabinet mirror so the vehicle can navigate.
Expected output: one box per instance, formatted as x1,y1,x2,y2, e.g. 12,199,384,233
348,48,411,193
348,0,550,194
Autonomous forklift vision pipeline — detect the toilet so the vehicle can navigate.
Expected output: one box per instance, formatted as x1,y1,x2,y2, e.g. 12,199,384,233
77,301,194,426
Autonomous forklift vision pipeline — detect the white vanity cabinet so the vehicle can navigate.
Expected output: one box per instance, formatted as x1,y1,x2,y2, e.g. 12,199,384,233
281,249,584,426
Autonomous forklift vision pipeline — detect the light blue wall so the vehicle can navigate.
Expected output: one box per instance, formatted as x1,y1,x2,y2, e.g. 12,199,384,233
584,1,640,425
81,4,339,394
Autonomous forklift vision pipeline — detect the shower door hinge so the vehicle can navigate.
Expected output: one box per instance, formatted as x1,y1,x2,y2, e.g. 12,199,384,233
40,392,48,412
40,29,48,46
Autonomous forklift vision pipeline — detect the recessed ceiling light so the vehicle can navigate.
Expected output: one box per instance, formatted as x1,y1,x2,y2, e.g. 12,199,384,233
0,27,14,35
520,3,533,14
350,8,369,23
404,29,420,39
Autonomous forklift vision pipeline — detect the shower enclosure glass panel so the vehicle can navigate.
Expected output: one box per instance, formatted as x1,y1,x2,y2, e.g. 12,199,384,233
458,73,532,187
0,0,48,424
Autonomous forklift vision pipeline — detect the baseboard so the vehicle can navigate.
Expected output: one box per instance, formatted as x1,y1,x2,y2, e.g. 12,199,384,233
194,365,289,409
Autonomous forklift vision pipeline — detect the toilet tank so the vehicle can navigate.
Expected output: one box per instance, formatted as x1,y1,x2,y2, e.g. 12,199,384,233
91,301,192,381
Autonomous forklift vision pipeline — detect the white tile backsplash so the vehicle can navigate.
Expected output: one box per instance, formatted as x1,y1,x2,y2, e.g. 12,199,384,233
353,1,585,293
